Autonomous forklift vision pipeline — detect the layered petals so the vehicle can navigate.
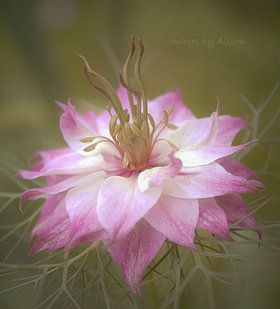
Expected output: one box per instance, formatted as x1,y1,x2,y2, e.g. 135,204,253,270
105,220,165,293
20,175,85,208
148,90,195,124
215,115,247,146
31,194,70,254
17,148,106,179
167,109,247,155
65,171,107,251
97,174,162,240
145,195,199,247
138,153,182,192
219,157,258,179
163,162,261,199
197,199,232,240
167,109,219,149
59,103,98,155
216,194,258,229
175,143,246,167
18,86,262,294
59,102,119,157
20,171,107,208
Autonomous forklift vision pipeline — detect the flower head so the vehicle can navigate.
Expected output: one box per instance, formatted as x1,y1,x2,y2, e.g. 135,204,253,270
19,37,262,293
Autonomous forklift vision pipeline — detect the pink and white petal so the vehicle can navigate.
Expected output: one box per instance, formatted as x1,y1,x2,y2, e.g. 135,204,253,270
18,148,122,180
20,175,85,207
59,102,102,134
163,162,260,199
59,103,102,156
31,197,70,254
18,148,102,179
218,157,258,179
65,172,106,251
197,199,232,240
215,115,247,146
148,90,195,124
145,195,199,247
167,109,219,149
80,109,99,133
96,110,111,137
105,219,165,294
138,153,182,192
175,143,246,167
97,174,162,240
20,171,107,207
216,194,258,229
35,193,65,226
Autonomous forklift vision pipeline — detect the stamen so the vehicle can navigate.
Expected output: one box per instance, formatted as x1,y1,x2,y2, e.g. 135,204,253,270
167,123,178,130
153,139,179,151
124,123,133,141
140,121,149,138
122,151,131,167
109,114,119,136
83,144,97,152
130,123,141,137
163,111,169,123
80,137,95,143
148,113,156,131
82,139,119,153
166,104,174,115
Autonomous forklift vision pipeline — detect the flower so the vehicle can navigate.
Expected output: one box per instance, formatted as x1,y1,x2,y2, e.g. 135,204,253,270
18,37,262,293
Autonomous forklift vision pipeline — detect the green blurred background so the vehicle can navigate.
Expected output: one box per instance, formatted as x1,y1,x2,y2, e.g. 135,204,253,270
0,0,279,308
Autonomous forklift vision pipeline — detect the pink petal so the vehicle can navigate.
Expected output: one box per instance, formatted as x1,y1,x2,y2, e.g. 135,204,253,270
145,194,199,247
20,171,106,208
167,110,247,152
197,199,232,240
65,172,107,251
148,90,195,124
18,148,123,180
31,195,70,254
218,157,258,179
97,174,162,239
18,148,105,179
215,115,247,146
59,103,98,155
175,143,246,167
167,109,219,149
105,219,165,293
96,110,111,136
163,162,260,199
138,153,182,192
216,194,258,229
80,109,100,132
59,103,119,157
35,193,65,225
20,175,83,208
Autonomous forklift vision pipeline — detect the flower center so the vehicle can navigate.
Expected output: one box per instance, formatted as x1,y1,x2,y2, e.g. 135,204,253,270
79,36,178,171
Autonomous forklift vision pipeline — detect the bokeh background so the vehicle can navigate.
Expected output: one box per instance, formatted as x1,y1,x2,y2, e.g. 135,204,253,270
0,1,279,308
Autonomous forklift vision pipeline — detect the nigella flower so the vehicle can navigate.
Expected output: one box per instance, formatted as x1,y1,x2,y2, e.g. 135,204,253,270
19,37,262,293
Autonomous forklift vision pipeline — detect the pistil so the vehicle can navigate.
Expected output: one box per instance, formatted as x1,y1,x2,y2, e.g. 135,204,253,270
79,36,178,171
